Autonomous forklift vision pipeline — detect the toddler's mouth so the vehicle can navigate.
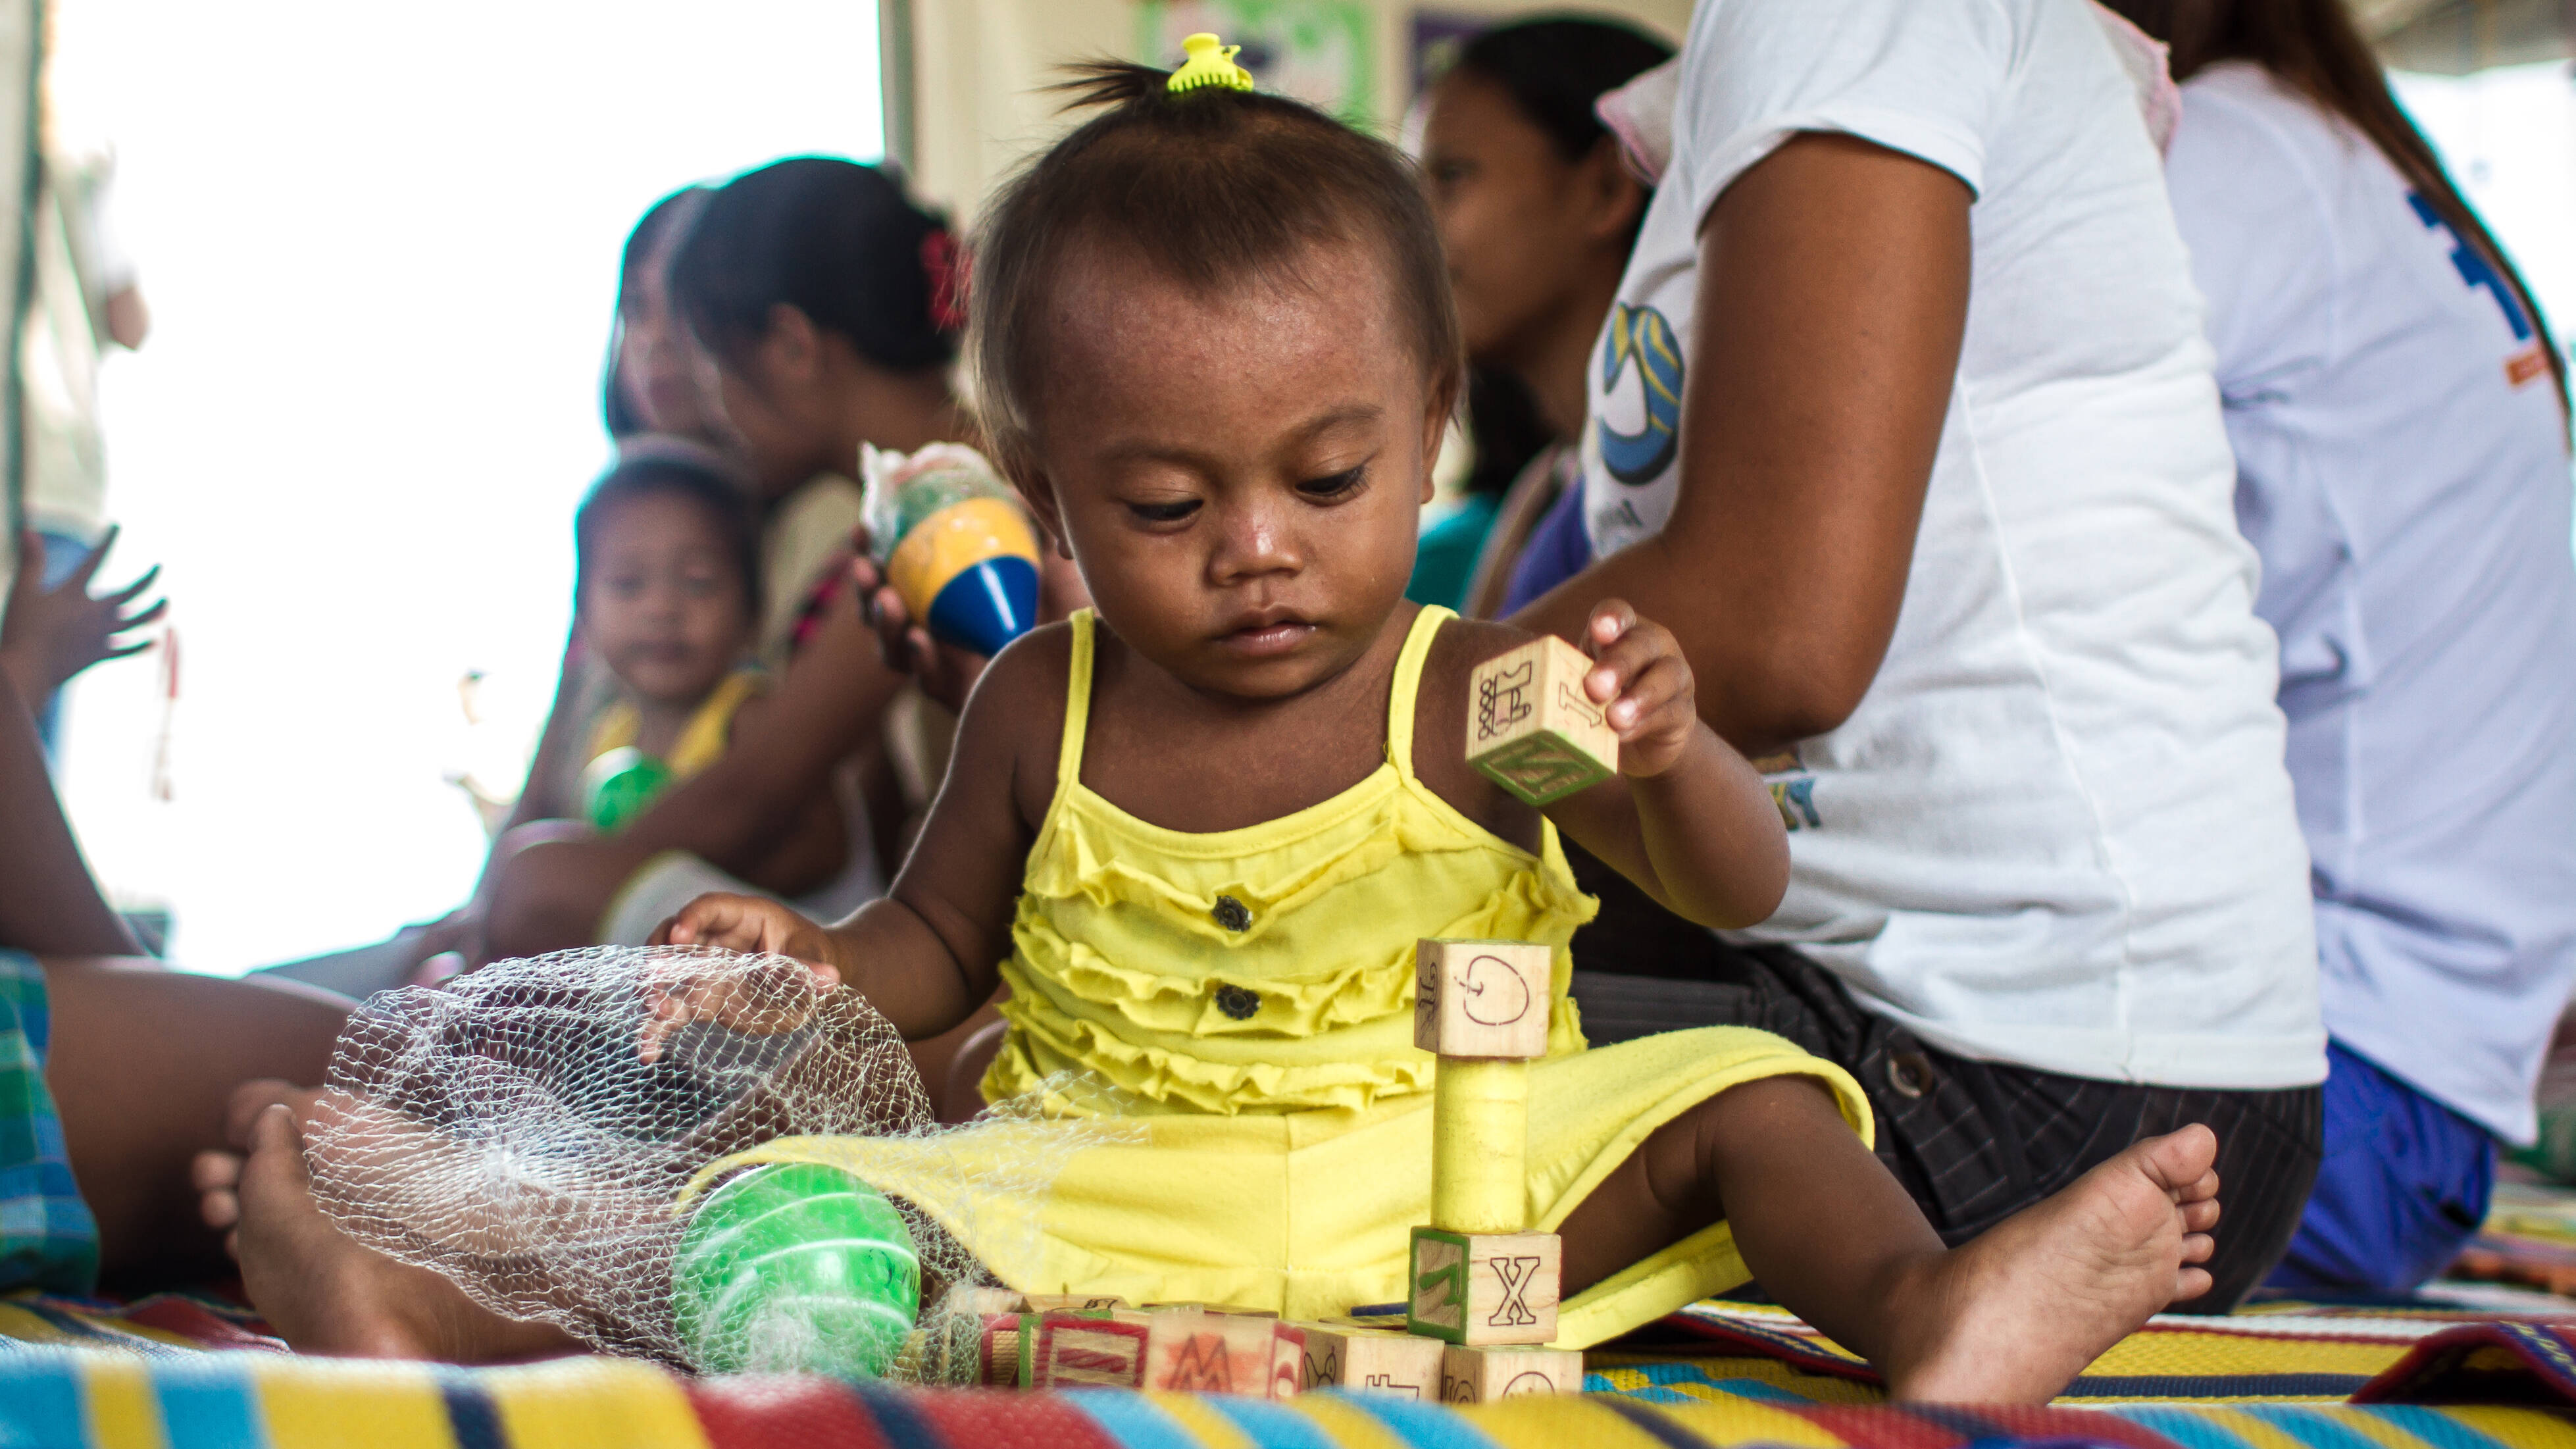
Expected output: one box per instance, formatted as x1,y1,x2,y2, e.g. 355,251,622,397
1219,612,1316,657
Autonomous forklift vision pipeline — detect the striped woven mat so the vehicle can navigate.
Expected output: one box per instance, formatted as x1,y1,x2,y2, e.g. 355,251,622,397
1,1348,2572,1449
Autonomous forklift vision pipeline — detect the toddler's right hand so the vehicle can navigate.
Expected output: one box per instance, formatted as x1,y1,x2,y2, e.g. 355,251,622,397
651,891,833,962
641,893,845,1063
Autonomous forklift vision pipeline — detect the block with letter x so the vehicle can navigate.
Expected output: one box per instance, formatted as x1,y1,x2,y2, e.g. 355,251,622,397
1407,1226,1561,1345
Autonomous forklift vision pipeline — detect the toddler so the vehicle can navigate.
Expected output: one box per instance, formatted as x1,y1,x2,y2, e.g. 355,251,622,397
653,63,2224,1401
571,453,844,887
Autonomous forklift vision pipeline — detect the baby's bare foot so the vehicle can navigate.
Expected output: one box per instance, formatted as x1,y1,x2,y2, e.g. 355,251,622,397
229,1102,577,1361
1881,1125,2221,1402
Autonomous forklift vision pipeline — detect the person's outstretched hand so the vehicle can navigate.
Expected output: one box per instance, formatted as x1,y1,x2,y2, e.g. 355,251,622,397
0,526,165,700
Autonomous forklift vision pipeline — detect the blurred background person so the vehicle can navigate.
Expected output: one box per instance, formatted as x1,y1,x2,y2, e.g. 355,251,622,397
1412,16,1671,619
2109,0,2576,1296
13,131,157,759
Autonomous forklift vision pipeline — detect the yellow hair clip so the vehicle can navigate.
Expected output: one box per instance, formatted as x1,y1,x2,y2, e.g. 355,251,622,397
1169,32,1253,93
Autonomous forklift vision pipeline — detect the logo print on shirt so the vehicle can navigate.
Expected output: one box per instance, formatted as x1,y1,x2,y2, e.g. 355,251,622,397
2408,191,2550,387
1598,301,1684,484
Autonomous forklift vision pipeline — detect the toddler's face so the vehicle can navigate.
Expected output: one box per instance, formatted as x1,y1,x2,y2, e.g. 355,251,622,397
580,492,753,708
1020,236,1446,702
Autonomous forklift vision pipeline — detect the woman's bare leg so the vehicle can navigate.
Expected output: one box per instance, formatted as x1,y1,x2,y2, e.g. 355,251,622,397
1557,1075,2220,1403
44,956,353,1282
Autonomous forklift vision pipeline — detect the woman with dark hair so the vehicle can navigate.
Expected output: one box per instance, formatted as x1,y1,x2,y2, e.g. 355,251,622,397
482,157,965,959
2104,0,2576,1294
1413,17,1673,619
601,187,715,442
1505,0,2329,1310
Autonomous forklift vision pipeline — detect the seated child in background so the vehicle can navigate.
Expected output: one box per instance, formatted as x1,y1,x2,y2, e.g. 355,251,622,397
205,64,2221,1402
570,453,847,897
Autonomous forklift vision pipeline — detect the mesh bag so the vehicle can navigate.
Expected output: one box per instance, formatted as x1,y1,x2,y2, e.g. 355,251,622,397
303,946,1103,1377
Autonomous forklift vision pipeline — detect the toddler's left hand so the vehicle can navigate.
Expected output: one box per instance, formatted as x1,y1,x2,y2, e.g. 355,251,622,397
1580,599,1698,780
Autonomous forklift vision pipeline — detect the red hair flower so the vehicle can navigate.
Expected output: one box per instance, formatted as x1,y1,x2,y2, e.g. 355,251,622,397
921,228,969,333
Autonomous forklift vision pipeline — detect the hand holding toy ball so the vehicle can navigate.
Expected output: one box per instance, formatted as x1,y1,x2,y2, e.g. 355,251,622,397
861,442,1040,658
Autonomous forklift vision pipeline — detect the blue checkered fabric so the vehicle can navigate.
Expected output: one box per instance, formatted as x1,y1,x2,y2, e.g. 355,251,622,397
0,951,97,1294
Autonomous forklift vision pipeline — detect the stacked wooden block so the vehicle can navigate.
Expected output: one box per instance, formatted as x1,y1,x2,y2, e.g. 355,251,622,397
1401,937,1584,1400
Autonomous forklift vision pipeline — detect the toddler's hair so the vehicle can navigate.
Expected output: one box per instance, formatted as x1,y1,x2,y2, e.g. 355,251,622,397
573,440,763,619
967,61,1462,478
669,157,957,379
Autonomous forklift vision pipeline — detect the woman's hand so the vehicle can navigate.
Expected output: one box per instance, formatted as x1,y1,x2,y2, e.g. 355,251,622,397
1578,599,1699,780
849,529,988,713
0,527,165,699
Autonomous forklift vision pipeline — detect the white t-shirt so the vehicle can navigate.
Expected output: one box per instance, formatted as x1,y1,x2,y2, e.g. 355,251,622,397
1583,0,2322,1088
2167,63,2576,1142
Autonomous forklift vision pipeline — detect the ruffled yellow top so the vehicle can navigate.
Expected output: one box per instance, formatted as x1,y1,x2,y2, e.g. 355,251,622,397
983,605,1597,1116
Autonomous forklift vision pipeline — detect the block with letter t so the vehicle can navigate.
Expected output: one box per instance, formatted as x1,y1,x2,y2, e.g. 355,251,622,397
1465,634,1618,805
1406,1227,1561,1345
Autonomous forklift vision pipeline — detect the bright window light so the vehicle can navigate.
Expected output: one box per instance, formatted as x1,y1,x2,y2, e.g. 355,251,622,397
47,1,884,973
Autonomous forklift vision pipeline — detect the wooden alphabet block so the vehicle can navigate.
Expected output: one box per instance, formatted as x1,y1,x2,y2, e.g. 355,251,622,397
1029,1311,1152,1388
979,1315,1023,1386
1414,939,1551,1059
1267,1322,1307,1400
1407,1227,1561,1344
1439,1343,1584,1402
1465,635,1618,805
1142,1309,1294,1396
1287,1321,1446,1398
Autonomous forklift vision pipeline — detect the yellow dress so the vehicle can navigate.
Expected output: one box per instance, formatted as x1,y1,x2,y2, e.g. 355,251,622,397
581,669,765,782
714,607,1869,1347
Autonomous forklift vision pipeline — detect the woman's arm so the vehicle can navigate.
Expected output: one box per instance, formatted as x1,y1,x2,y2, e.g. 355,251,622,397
1511,134,1971,758
482,593,905,957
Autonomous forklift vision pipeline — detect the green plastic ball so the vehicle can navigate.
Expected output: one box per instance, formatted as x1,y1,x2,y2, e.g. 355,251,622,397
671,1162,921,1378
582,748,670,832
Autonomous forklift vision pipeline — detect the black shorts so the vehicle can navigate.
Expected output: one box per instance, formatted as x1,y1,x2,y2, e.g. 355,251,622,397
1565,866,2322,1311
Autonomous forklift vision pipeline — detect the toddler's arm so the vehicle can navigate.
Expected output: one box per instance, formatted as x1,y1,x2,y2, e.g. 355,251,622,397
655,626,1066,1040
1539,600,1790,930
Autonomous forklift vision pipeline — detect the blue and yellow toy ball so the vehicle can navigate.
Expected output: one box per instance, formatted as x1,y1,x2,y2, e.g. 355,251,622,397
672,1161,921,1378
864,444,1041,658
580,747,669,832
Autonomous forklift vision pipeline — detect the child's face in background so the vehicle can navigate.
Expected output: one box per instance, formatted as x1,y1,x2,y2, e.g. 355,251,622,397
619,253,716,438
1019,235,1446,703
578,492,753,708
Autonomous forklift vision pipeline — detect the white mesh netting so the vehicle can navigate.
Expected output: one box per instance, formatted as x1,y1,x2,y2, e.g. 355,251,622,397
303,946,1107,1379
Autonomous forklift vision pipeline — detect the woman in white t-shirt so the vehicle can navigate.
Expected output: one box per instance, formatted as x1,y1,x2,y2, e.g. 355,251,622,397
2108,0,2576,1295
1513,0,2325,1308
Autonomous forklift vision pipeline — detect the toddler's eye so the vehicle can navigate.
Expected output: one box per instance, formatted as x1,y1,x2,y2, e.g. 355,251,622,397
1128,499,1201,524
1298,465,1367,499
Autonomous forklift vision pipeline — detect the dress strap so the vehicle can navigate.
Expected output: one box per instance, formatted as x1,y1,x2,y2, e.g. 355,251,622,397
1057,609,1098,796
1387,605,1453,782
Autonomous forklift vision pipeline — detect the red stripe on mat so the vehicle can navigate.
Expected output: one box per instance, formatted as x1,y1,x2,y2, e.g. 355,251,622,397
912,1388,1128,1449
1908,1404,2177,1448
1792,1404,1969,1448
688,1375,890,1449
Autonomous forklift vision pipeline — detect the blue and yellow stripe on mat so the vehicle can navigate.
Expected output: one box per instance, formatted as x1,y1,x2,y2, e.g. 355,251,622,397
2,1346,2574,1449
